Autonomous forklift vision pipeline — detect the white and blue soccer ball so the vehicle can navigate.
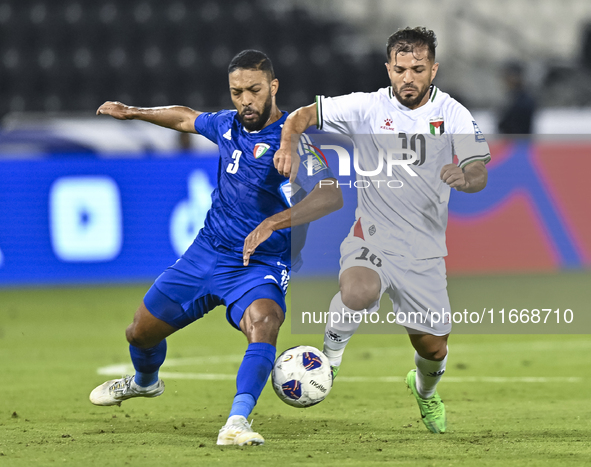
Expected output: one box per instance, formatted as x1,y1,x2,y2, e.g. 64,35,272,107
272,345,333,408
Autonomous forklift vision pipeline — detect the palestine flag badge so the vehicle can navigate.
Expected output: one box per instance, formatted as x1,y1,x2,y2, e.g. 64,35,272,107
429,118,445,135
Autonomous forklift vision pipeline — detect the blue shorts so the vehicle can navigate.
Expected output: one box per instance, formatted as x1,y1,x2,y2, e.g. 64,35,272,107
143,235,289,330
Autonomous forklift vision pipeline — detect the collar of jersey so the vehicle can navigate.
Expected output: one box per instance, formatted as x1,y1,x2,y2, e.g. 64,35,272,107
240,110,288,135
388,85,437,114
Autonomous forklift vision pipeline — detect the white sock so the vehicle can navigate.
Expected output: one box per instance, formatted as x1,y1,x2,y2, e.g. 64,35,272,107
414,348,448,399
227,415,246,424
131,378,158,392
323,292,363,367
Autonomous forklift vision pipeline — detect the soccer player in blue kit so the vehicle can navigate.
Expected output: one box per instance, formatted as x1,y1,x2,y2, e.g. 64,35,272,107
89,50,343,446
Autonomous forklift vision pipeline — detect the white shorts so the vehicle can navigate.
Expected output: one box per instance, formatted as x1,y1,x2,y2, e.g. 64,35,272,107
339,235,452,336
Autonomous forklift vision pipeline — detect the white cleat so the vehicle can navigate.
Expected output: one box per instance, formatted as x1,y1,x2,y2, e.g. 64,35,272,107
216,415,265,446
89,375,165,406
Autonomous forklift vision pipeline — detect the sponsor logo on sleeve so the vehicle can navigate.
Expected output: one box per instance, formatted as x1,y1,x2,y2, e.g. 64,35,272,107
303,157,327,176
303,143,329,176
472,121,486,142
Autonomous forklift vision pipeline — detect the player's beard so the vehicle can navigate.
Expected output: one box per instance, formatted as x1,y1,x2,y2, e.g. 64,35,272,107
392,84,430,109
238,93,273,132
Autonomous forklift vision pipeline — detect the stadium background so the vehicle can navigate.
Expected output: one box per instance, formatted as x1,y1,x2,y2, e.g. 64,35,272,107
2,2,591,465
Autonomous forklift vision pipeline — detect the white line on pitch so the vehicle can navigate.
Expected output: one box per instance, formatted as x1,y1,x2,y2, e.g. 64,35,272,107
337,376,583,383
96,360,582,383
96,355,244,376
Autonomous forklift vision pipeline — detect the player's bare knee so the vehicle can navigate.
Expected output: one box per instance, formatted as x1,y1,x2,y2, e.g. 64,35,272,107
250,312,283,333
245,312,283,344
126,324,152,349
421,347,447,361
125,323,135,344
126,327,145,348
417,341,448,361
341,283,380,311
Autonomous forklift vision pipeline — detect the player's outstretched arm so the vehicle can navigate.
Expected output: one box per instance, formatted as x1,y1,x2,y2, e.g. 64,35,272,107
440,161,487,193
275,103,318,182
96,101,202,133
242,179,342,265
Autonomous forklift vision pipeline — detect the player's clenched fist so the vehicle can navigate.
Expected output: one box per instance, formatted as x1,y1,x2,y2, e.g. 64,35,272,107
273,147,291,179
440,163,467,190
96,101,135,120
273,146,301,183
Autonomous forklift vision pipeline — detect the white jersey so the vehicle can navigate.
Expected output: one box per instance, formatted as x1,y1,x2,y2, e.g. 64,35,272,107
317,86,490,259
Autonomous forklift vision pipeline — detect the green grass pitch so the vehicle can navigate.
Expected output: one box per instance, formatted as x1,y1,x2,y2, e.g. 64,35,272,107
1,272,590,466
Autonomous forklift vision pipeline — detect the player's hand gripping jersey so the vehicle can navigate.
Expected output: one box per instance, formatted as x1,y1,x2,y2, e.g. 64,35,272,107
194,109,331,268
316,85,490,259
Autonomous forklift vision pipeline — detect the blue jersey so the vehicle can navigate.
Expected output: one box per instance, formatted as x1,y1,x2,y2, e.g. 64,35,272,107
194,110,332,269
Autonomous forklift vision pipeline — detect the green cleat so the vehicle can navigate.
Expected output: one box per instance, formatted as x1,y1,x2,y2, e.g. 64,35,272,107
406,369,446,434
331,365,340,380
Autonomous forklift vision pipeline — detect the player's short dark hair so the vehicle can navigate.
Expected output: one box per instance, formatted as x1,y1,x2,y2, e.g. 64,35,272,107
228,50,275,81
386,27,437,62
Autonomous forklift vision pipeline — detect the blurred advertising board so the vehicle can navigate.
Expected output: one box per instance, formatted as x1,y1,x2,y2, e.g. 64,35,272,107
0,137,589,286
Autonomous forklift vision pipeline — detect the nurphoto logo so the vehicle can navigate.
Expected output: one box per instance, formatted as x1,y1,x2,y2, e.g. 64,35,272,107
305,144,418,189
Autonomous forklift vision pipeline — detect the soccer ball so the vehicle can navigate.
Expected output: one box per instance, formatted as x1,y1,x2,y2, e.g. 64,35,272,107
271,345,333,408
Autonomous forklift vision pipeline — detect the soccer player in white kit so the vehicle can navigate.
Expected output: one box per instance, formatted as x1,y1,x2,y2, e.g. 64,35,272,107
274,27,490,434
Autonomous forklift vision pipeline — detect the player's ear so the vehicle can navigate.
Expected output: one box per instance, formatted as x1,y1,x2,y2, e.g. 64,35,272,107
270,78,279,97
431,62,439,82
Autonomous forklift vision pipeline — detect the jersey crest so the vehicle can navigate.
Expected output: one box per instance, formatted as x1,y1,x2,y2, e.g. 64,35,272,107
429,118,445,135
253,143,270,159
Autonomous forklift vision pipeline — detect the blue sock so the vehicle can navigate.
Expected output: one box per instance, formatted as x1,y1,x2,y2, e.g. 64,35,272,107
129,340,167,387
230,394,256,419
229,342,276,419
